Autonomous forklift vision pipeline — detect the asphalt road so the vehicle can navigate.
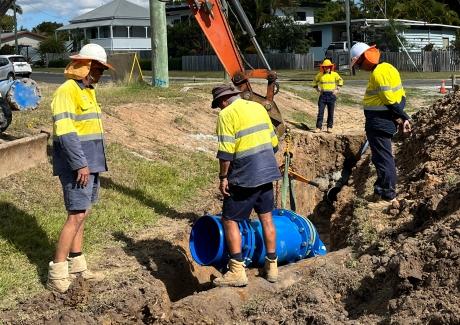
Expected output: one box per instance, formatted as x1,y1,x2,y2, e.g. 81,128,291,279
30,72,453,90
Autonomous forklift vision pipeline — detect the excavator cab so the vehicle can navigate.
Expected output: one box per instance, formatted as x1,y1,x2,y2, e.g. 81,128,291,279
186,0,286,137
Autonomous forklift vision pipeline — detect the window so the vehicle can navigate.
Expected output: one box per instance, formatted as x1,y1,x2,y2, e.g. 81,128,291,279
130,26,146,38
308,31,322,47
88,27,98,39
100,26,110,38
8,56,26,63
296,12,306,21
113,26,128,37
442,37,449,49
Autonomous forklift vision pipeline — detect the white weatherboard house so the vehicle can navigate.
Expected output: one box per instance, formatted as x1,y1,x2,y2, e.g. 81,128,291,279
57,0,151,53
309,19,460,61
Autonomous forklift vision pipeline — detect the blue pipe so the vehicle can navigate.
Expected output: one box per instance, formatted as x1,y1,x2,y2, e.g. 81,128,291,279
189,209,327,268
0,78,41,111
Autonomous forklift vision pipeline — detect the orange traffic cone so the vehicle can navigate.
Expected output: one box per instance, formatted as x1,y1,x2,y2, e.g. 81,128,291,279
439,80,447,94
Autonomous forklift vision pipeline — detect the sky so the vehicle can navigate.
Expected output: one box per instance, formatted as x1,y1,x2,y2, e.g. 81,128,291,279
15,0,150,31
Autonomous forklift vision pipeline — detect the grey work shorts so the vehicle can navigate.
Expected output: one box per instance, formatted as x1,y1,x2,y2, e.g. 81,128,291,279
59,172,100,211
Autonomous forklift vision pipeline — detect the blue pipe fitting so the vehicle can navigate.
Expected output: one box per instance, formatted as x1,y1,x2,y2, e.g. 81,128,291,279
189,209,327,268
0,78,41,111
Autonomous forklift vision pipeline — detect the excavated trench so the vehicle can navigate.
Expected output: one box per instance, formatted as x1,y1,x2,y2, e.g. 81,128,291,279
160,131,366,302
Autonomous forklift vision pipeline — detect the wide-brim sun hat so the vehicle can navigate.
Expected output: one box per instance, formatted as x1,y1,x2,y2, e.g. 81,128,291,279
211,84,242,108
69,43,114,70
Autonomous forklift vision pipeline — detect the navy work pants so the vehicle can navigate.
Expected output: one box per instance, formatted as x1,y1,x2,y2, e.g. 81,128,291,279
316,92,336,129
367,131,397,200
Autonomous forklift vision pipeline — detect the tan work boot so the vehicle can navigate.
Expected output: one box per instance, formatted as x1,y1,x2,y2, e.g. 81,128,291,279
327,128,333,133
263,257,278,283
213,259,248,287
47,261,71,293
68,254,104,281
314,128,321,133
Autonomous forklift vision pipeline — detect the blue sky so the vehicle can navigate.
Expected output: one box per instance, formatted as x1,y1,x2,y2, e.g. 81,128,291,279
16,0,150,30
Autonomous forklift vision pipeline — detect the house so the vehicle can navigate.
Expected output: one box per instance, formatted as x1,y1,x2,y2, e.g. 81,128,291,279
0,31,46,49
308,19,460,61
56,0,151,55
0,31,46,61
164,2,318,26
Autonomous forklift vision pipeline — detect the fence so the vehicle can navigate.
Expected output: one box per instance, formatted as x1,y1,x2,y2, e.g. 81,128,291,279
182,53,315,71
329,50,460,72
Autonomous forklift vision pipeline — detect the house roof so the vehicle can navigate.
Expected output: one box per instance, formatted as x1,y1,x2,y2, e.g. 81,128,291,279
311,18,460,30
0,31,47,42
69,0,148,23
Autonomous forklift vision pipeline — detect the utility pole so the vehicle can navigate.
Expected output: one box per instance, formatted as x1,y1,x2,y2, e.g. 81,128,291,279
149,0,169,88
345,0,352,75
13,0,18,54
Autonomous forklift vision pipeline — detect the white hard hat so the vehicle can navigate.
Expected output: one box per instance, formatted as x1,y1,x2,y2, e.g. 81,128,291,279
69,43,113,70
350,42,370,66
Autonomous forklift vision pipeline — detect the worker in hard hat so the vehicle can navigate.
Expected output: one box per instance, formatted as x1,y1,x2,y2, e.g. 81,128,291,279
350,42,411,205
312,58,344,133
47,43,113,293
211,84,281,287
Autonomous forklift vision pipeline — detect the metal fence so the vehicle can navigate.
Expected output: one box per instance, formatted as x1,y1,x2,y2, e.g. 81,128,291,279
182,53,315,71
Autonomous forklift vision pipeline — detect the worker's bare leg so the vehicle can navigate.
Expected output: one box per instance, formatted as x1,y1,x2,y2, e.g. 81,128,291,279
258,211,278,282
258,211,276,253
69,210,89,254
54,210,87,262
222,218,242,255
214,218,247,287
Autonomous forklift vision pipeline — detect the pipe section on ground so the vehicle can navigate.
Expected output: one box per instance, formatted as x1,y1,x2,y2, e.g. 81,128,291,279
190,209,327,268
0,78,41,111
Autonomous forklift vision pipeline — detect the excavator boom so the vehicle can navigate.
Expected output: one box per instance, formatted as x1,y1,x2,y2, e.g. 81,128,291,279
186,0,286,137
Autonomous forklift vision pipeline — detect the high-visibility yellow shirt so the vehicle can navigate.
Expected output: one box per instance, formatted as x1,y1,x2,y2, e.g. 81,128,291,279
363,62,406,111
312,71,344,91
51,79,107,175
216,98,281,187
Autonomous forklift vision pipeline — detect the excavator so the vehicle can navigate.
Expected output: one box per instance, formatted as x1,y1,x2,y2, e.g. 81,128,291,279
185,0,286,138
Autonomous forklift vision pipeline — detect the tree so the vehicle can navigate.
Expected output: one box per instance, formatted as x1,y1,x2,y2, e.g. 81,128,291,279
260,16,311,53
0,44,15,54
315,0,362,22
32,21,63,36
0,15,14,31
38,37,65,54
167,19,212,57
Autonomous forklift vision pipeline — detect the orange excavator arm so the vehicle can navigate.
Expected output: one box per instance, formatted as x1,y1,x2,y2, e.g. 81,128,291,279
186,0,286,137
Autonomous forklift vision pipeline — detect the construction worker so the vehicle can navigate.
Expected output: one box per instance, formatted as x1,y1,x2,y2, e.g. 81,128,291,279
350,42,411,204
312,58,344,133
47,43,113,293
211,84,281,287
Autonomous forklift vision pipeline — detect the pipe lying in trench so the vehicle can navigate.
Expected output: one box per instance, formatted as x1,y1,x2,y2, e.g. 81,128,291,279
189,209,327,269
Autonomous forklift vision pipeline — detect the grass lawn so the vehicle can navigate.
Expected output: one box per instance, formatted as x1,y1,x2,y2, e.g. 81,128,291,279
0,83,217,307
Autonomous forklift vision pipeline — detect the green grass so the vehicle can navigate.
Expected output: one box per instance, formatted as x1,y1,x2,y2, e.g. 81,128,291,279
404,88,444,115
0,83,219,307
0,143,217,306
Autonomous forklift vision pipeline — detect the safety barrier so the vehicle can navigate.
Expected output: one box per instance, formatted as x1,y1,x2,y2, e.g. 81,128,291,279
189,209,327,268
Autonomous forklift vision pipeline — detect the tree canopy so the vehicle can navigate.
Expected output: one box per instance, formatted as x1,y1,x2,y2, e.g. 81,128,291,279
32,21,63,36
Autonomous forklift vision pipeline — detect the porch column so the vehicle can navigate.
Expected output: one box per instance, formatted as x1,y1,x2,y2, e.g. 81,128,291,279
145,26,148,38
127,26,130,38
97,27,100,39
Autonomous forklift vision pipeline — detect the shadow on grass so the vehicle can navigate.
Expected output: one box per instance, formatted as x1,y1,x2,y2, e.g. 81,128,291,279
113,232,212,302
100,176,201,222
0,201,54,284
